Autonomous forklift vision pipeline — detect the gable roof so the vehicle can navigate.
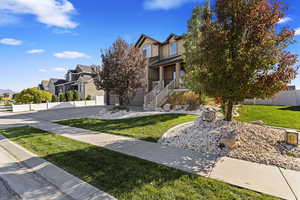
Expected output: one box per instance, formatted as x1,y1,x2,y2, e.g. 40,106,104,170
162,33,184,44
135,33,185,48
134,34,161,48
76,65,101,74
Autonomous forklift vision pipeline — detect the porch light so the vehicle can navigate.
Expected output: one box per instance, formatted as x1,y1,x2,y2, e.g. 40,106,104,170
286,130,299,146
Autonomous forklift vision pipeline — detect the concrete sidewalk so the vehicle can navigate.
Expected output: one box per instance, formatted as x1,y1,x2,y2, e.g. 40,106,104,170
31,121,300,200
0,135,116,200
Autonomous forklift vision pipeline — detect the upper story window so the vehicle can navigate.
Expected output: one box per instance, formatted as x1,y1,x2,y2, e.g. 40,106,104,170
143,44,152,57
170,42,177,55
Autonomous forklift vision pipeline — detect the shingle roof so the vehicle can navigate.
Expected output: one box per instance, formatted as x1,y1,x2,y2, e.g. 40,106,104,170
54,79,67,85
150,55,183,67
76,65,101,73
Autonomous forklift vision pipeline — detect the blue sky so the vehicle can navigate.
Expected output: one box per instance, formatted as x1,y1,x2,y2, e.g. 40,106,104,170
0,0,299,92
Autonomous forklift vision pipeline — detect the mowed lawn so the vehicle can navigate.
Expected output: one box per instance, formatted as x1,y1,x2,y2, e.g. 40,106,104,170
0,126,277,200
236,105,300,129
57,114,197,142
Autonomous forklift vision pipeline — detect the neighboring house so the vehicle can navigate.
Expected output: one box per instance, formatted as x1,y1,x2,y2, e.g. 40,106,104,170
48,79,65,95
135,34,187,109
38,80,49,91
55,65,104,99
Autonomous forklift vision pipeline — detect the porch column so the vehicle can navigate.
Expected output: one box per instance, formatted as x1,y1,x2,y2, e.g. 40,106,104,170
159,66,164,81
175,63,181,88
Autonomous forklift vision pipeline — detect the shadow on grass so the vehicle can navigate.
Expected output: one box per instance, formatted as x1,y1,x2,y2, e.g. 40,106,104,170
279,106,300,111
57,114,196,142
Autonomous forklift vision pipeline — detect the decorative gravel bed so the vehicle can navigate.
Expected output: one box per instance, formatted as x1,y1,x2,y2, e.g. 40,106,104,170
159,117,300,171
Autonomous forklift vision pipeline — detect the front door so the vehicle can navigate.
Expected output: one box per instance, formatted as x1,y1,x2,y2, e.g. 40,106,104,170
163,65,175,86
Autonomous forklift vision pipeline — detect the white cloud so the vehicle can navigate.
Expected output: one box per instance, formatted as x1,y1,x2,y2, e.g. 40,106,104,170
0,38,22,45
27,49,45,54
295,28,300,36
144,0,195,10
39,69,47,72
278,17,292,24
52,67,67,72
54,51,90,59
0,0,78,29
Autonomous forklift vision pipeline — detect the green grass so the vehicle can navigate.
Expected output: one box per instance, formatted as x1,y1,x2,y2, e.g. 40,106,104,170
236,105,300,129
0,126,277,200
57,114,198,142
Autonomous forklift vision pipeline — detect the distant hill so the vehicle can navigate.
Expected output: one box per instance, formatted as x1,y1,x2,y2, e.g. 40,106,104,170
0,89,15,95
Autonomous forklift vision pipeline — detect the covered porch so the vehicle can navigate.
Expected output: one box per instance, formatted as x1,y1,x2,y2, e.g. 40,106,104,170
148,56,186,92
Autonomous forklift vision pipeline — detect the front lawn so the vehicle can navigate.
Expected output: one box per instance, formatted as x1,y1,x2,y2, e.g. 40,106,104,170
236,105,300,129
0,126,277,200
57,114,197,142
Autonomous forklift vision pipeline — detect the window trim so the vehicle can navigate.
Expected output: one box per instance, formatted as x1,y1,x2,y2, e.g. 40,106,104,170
143,44,152,57
169,42,177,56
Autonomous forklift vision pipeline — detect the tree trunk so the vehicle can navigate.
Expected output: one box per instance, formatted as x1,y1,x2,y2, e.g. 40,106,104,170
225,101,233,121
106,90,110,105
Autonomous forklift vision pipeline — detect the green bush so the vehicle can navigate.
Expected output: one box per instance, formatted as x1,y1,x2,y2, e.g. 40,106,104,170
14,88,52,104
166,91,204,110
74,91,81,101
66,91,74,102
59,94,65,102
111,106,129,112
86,95,92,100
51,95,58,102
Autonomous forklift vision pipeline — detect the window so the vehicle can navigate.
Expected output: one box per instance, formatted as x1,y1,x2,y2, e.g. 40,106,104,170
170,42,177,55
143,44,151,57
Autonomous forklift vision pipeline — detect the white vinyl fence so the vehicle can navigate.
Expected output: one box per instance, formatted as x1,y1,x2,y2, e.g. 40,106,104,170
243,90,300,106
12,96,104,113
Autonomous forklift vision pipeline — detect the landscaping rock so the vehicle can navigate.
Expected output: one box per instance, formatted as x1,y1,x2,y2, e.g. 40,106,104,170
220,130,240,149
202,109,217,122
159,119,300,171
163,104,171,112
250,120,265,125
174,105,183,111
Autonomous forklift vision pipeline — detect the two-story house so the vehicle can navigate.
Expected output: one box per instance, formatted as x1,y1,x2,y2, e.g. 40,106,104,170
55,65,104,99
135,34,187,109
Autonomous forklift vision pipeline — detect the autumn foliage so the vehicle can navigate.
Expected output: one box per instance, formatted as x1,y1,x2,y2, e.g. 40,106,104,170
184,0,298,121
93,39,147,105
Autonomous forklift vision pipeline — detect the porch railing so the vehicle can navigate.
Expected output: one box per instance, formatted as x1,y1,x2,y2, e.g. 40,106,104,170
144,80,176,108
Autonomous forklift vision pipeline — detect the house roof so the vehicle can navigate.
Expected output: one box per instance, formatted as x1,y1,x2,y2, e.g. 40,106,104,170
134,34,161,48
76,65,101,74
150,55,183,68
161,34,184,44
135,33,185,48
54,79,67,85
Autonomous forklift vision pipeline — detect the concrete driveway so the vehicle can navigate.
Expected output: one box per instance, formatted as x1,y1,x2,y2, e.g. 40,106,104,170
0,106,112,129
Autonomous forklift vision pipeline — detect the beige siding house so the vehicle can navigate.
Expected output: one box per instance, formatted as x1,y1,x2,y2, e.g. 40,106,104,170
134,34,186,109
55,65,104,99
39,65,104,100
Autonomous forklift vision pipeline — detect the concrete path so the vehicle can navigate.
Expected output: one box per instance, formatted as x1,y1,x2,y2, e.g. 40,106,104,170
0,135,116,200
0,177,18,200
31,121,300,200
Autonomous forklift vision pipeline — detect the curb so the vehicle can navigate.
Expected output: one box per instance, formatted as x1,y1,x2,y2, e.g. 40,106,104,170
0,134,116,200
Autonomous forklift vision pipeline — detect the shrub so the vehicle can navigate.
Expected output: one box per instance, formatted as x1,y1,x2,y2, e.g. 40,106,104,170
59,94,65,102
166,91,204,110
74,91,81,101
111,106,129,112
52,95,58,102
86,95,92,100
66,91,74,102
14,88,52,104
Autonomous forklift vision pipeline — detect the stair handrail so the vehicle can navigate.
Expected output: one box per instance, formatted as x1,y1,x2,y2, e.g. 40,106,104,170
155,80,175,106
144,81,164,106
